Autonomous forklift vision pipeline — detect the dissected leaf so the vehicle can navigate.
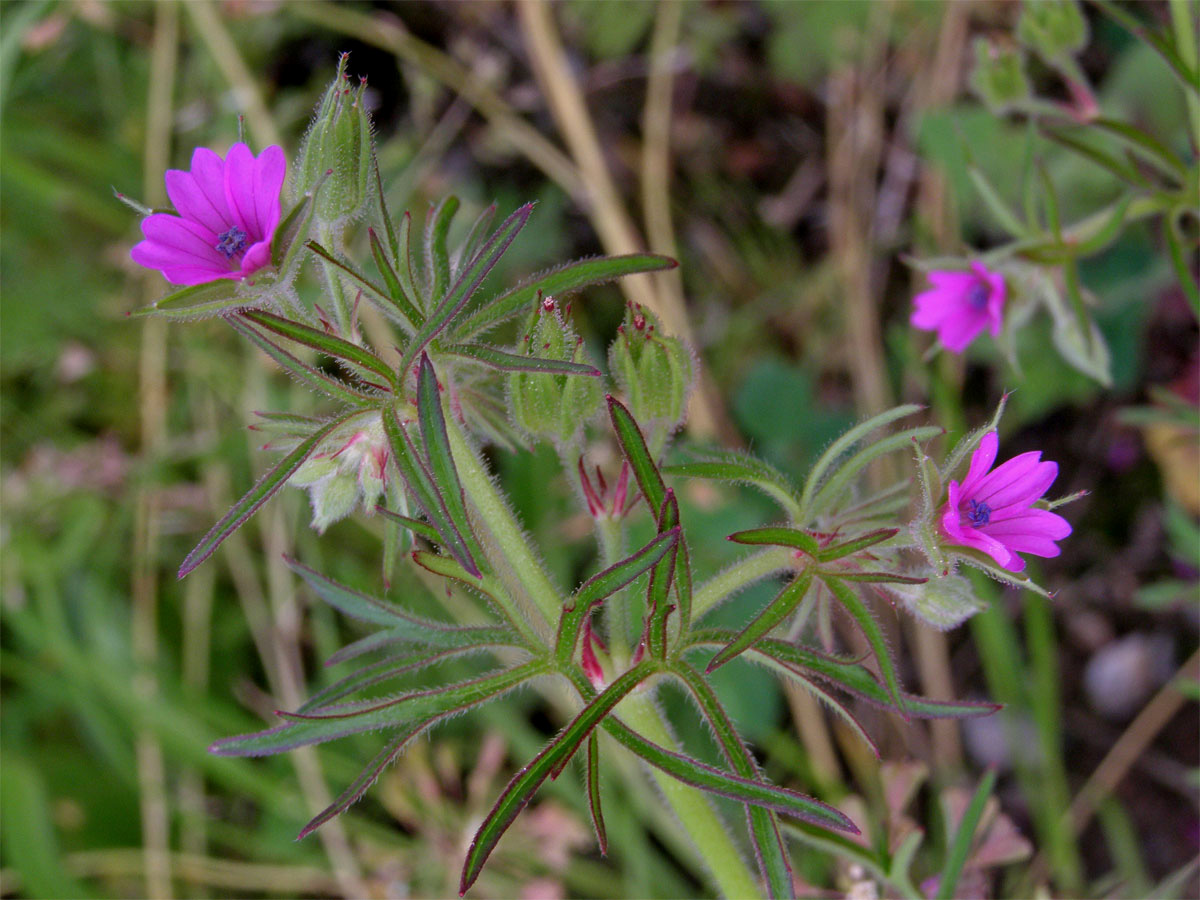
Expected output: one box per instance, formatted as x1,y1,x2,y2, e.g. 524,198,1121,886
455,253,678,339
443,342,601,376
707,569,814,674
179,415,353,577
665,452,802,518
241,309,399,391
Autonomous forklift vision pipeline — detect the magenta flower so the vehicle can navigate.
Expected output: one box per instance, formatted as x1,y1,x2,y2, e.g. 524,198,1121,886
911,262,1005,353
131,143,286,286
940,431,1071,572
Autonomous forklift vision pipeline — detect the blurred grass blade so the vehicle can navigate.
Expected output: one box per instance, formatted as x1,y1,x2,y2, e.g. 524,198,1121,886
242,309,399,391
935,769,998,900
456,253,678,338
443,342,601,375
179,414,352,577
460,660,654,894
707,569,814,673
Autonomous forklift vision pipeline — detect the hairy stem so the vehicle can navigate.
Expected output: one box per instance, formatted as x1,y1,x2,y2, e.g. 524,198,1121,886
693,548,796,620
617,693,762,899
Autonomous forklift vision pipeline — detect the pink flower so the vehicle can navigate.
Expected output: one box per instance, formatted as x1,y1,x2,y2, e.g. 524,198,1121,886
940,432,1071,572
911,262,1005,353
131,143,286,286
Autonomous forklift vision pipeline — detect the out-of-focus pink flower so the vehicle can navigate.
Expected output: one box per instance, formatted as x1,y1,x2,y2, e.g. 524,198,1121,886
131,143,285,285
940,432,1071,572
911,262,1005,353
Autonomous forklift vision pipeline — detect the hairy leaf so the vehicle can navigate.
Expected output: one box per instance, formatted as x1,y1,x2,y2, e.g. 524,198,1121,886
706,569,814,673
241,309,399,391
442,342,601,376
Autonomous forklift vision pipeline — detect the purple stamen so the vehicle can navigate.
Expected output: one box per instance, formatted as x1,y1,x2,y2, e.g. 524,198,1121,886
215,226,248,259
967,281,989,310
967,498,991,527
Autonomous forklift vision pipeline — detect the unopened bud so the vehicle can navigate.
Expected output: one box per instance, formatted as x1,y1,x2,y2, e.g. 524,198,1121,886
969,39,1032,114
1017,0,1087,64
509,302,603,448
608,303,694,449
295,53,374,227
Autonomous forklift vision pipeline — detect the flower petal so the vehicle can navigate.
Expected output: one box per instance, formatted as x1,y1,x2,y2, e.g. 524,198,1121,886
983,459,1059,513
252,145,286,242
239,239,273,278
223,143,259,239
960,432,999,494
937,310,988,353
927,271,977,292
165,167,231,235
986,507,1072,542
135,214,227,270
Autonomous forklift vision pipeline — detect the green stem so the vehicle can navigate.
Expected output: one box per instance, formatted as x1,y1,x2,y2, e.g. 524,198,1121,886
444,414,561,633
617,692,763,899
318,225,353,337
1167,0,1200,149
449,417,760,897
693,548,796,620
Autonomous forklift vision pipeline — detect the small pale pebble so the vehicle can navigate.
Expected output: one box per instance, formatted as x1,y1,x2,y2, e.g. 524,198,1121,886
1083,633,1175,720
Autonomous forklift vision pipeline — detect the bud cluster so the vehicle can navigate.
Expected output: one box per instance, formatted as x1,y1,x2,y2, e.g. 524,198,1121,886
608,302,694,455
509,296,604,449
289,416,388,533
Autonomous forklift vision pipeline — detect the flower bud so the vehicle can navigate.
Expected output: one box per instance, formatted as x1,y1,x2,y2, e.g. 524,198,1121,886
509,298,603,448
608,303,693,448
968,38,1031,114
287,416,389,533
1016,0,1087,63
295,53,374,227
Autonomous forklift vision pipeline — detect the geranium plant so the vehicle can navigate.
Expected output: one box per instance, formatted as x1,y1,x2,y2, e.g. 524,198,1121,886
126,57,1079,898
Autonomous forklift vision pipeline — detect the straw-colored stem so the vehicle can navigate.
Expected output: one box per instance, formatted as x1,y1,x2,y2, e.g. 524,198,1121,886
133,6,179,896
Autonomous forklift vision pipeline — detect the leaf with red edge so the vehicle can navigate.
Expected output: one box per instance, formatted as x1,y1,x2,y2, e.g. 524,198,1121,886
459,660,654,895
179,414,353,577
706,569,815,674
585,732,607,856
241,309,399,391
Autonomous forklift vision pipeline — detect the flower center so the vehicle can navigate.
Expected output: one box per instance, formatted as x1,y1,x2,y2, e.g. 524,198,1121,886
967,281,989,310
215,226,248,259
966,498,992,527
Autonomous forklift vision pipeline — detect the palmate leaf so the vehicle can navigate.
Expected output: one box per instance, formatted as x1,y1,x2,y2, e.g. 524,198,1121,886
323,622,515,667
815,528,899,562
241,309,400,392
673,662,795,899
798,404,924,520
415,355,482,569
129,278,254,320
399,203,533,380
806,426,942,519
179,414,356,577
228,316,382,407
382,406,480,578
454,253,679,339
555,528,680,666
459,660,656,894
297,719,427,840
688,629,1000,719
442,342,601,376
285,557,513,649
706,568,814,674
424,195,459,305
298,645,504,714
585,732,607,856
820,574,907,717
307,238,420,333
367,227,424,329
729,526,820,556
608,396,694,629
664,451,803,519
558,669,858,834
211,661,546,757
